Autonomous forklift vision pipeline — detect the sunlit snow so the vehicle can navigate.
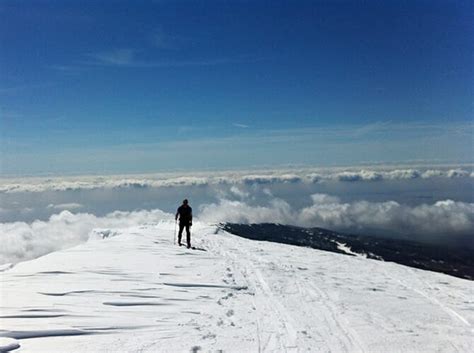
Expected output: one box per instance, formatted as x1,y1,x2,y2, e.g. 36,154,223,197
1,221,472,352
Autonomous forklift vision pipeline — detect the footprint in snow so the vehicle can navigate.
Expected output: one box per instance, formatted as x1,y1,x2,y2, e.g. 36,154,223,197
202,333,216,340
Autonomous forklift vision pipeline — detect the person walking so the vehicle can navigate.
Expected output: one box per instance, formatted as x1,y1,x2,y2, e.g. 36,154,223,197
175,199,193,248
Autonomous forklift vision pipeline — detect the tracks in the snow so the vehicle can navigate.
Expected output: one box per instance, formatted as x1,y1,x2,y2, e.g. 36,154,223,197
300,279,366,352
207,232,365,353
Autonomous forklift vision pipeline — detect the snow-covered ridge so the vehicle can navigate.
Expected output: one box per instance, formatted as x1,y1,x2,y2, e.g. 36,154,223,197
3,195,474,267
0,165,472,193
221,223,474,280
1,221,473,352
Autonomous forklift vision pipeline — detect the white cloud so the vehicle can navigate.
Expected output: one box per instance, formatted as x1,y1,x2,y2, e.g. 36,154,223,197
232,123,249,128
446,169,470,178
310,194,341,204
81,48,257,69
421,169,445,178
2,193,473,265
351,121,393,137
198,198,293,225
229,186,250,199
242,174,302,184
336,171,383,182
307,173,323,183
298,198,474,237
198,194,474,242
0,209,171,265
87,49,135,66
385,169,421,180
47,203,84,210
0,165,472,193
262,188,273,197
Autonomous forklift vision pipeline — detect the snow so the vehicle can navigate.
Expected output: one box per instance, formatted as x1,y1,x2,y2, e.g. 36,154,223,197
335,242,362,257
1,221,473,352
0,337,20,352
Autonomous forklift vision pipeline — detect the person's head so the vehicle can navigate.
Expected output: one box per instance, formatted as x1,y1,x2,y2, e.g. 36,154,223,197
183,199,188,205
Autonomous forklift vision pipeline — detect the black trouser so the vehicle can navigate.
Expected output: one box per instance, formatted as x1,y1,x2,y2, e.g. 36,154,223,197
178,223,191,246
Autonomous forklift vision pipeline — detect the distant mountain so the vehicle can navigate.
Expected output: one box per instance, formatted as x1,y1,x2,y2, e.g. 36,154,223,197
222,223,474,281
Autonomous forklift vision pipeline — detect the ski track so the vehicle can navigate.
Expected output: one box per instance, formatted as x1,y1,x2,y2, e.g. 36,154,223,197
0,221,473,352
218,246,298,352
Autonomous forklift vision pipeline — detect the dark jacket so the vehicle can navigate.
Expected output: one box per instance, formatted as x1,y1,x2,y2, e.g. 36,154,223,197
176,205,192,225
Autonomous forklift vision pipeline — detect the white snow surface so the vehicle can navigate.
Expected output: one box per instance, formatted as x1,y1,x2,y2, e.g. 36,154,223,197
1,221,473,352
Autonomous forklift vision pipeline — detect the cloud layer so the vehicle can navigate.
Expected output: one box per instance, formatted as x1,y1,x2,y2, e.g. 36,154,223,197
2,192,473,266
1,165,472,193
0,209,171,265
199,194,474,244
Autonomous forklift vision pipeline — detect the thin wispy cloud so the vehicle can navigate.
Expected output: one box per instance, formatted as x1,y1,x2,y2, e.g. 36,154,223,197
86,49,136,66
3,120,471,176
47,203,84,210
4,0,471,179
48,64,87,74
0,82,56,94
149,29,186,49
151,30,168,48
253,121,474,141
351,121,393,137
78,48,261,68
232,123,249,128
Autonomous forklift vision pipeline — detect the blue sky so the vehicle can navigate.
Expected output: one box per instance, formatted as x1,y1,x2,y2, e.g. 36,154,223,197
1,0,472,176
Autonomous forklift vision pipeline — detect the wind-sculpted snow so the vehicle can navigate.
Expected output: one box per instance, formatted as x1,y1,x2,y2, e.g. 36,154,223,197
0,337,21,352
0,222,472,352
0,165,472,193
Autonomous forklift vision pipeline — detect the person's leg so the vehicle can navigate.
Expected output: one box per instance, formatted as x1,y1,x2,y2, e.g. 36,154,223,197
186,225,191,248
178,224,184,245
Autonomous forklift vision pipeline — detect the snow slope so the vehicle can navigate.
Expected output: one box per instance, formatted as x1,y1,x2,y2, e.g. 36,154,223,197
1,221,473,352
